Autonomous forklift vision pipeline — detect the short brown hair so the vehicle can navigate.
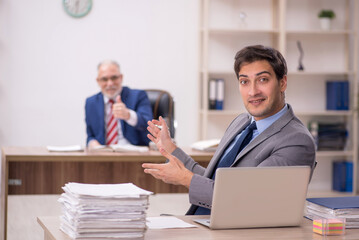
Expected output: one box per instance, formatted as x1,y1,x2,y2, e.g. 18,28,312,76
234,45,287,81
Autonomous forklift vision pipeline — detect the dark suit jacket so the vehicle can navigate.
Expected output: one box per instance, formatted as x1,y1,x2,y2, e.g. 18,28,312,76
85,87,153,146
172,104,316,215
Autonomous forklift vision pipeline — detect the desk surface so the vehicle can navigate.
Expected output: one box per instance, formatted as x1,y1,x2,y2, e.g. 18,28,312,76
37,215,359,240
1,146,213,162
1,146,213,240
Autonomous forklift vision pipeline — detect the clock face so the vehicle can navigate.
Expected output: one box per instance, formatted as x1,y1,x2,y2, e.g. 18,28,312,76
63,0,92,18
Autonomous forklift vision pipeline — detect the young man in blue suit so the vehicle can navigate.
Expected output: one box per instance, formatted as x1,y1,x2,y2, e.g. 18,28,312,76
142,45,316,215
85,60,153,148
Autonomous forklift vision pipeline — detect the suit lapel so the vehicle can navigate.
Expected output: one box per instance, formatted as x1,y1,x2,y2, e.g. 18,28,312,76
97,93,105,131
96,93,106,144
204,115,251,177
232,105,295,166
119,88,128,134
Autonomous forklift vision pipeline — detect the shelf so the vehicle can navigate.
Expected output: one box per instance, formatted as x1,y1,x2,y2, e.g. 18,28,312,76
200,110,353,117
206,28,279,35
288,71,355,76
202,70,234,75
199,0,358,194
286,29,353,35
204,70,355,76
316,151,354,158
295,110,353,116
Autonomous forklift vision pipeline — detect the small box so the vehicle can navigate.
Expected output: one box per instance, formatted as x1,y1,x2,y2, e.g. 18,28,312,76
313,218,345,236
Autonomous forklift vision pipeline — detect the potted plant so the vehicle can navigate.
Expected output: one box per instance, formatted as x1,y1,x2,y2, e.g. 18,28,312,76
318,9,335,30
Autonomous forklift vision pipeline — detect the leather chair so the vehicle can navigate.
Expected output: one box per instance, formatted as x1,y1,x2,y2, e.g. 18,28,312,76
145,89,175,138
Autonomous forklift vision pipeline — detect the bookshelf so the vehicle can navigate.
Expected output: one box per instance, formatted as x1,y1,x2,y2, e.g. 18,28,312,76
199,0,358,195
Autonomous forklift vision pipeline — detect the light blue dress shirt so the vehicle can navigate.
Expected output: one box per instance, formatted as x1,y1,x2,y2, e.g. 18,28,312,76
220,104,288,158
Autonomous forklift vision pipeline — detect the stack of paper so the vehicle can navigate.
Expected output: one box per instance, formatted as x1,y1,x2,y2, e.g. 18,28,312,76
58,182,153,239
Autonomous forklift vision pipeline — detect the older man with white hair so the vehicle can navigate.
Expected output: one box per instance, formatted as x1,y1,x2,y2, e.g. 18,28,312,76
85,60,153,148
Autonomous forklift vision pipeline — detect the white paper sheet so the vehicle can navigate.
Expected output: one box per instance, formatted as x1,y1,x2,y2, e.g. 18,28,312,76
63,182,153,198
47,145,83,152
111,144,149,152
146,216,197,229
89,144,149,152
191,139,220,152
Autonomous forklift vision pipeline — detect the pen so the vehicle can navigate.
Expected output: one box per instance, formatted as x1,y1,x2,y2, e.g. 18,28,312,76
155,124,162,130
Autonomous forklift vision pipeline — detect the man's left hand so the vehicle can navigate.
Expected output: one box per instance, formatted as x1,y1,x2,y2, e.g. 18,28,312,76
142,148,194,188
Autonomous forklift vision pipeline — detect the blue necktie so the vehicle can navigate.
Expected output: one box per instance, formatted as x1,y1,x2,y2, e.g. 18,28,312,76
214,121,257,173
194,121,257,215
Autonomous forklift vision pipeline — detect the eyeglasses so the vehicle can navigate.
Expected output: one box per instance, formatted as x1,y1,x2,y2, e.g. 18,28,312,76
98,75,121,83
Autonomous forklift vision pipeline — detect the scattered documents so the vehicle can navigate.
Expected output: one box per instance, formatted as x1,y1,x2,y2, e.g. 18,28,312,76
305,196,359,228
89,144,149,153
146,216,197,229
58,182,153,239
191,139,220,152
46,145,84,152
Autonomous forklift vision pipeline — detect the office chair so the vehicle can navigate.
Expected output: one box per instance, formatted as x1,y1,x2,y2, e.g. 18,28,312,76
145,89,175,138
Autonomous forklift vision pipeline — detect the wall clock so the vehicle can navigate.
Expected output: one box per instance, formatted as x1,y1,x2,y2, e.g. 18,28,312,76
63,0,93,18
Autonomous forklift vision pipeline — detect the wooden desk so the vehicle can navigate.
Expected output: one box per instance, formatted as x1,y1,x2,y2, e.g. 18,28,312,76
37,215,359,240
1,146,212,240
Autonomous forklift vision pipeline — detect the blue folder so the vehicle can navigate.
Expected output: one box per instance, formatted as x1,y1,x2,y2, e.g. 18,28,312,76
333,161,353,192
307,196,359,209
326,81,349,110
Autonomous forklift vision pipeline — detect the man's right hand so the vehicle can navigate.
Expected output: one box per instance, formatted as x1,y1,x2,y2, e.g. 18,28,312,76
147,116,176,153
113,95,130,120
88,139,101,149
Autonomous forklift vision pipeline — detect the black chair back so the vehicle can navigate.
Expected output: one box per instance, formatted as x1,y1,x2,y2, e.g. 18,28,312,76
145,89,175,138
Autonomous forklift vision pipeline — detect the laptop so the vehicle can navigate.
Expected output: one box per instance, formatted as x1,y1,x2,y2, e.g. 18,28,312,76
194,166,311,229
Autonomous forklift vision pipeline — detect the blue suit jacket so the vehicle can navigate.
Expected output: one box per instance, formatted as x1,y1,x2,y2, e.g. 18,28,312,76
85,87,153,146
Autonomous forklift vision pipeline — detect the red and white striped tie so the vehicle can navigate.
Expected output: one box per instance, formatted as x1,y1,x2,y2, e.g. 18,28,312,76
106,99,119,145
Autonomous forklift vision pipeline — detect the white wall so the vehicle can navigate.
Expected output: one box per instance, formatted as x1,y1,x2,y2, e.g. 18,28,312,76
0,0,199,147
